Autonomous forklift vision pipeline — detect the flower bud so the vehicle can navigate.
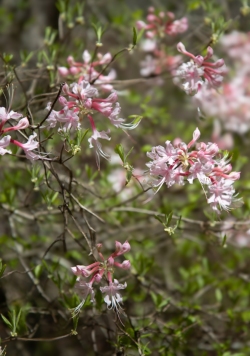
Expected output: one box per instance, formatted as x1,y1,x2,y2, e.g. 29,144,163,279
195,55,204,66
93,273,102,283
136,20,146,30
213,59,225,68
67,56,74,65
59,96,68,106
177,42,186,53
82,50,91,64
121,260,131,270
69,66,79,75
58,66,69,76
147,14,157,22
206,46,214,59
228,172,241,181
107,256,114,266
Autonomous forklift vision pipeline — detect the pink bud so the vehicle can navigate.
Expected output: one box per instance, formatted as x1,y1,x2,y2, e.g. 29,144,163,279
193,127,201,141
213,59,225,68
67,56,74,65
94,273,102,283
82,50,91,64
146,31,154,39
228,172,241,180
62,84,69,94
121,260,131,270
114,240,131,256
136,20,147,30
177,42,186,53
59,96,68,106
147,14,158,22
58,66,69,76
121,241,131,254
195,55,204,66
115,241,122,253
69,66,79,75
206,46,214,59
107,256,114,266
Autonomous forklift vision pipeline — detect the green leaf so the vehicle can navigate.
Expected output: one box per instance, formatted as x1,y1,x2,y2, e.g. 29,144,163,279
125,166,133,185
1,314,12,328
114,144,125,163
222,234,227,247
132,26,137,46
215,288,223,303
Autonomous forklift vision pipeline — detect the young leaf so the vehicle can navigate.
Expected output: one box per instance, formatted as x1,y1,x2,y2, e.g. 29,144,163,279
1,314,12,328
132,27,137,46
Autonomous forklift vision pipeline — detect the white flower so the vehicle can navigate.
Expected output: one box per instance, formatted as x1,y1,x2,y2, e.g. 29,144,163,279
176,61,204,95
100,279,127,313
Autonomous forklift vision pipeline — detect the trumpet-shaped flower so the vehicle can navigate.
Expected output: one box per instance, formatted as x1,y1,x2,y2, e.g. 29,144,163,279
71,241,131,316
100,279,127,313
146,128,240,213
176,43,227,95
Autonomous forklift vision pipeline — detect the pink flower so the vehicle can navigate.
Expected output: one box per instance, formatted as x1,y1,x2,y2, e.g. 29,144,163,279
12,133,41,161
71,241,131,314
112,241,131,257
176,43,227,95
100,279,127,313
87,115,111,170
136,9,188,39
72,279,95,316
146,128,240,213
0,135,11,155
2,117,29,133
58,50,116,91
207,178,237,213
0,107,22,126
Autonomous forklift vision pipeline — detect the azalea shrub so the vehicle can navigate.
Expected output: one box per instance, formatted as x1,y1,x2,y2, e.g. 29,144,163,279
0,1,250,355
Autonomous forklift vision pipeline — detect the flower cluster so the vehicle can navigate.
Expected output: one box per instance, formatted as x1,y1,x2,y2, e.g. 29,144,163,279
146,128,240,213
46,80,140,168
137,7,188,38
71,241,131,315
137,8,187,78
175,43,227,95
194,31,250,134
139,40,182,78
58,50,116,91
0,105,40,161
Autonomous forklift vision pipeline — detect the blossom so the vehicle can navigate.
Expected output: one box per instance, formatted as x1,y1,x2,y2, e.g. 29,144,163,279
175,61,204,95
58,49,116,91
45,79,140,168
100,279,127,313
0,135,11,155
71,241,131,316
0,107,22,127
136,8,188,39
87,115,111,169
207,178,237,212
2,117,29,133
71,279,95,316
176,43,227,95
11,133,41,161
146,128,240,213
